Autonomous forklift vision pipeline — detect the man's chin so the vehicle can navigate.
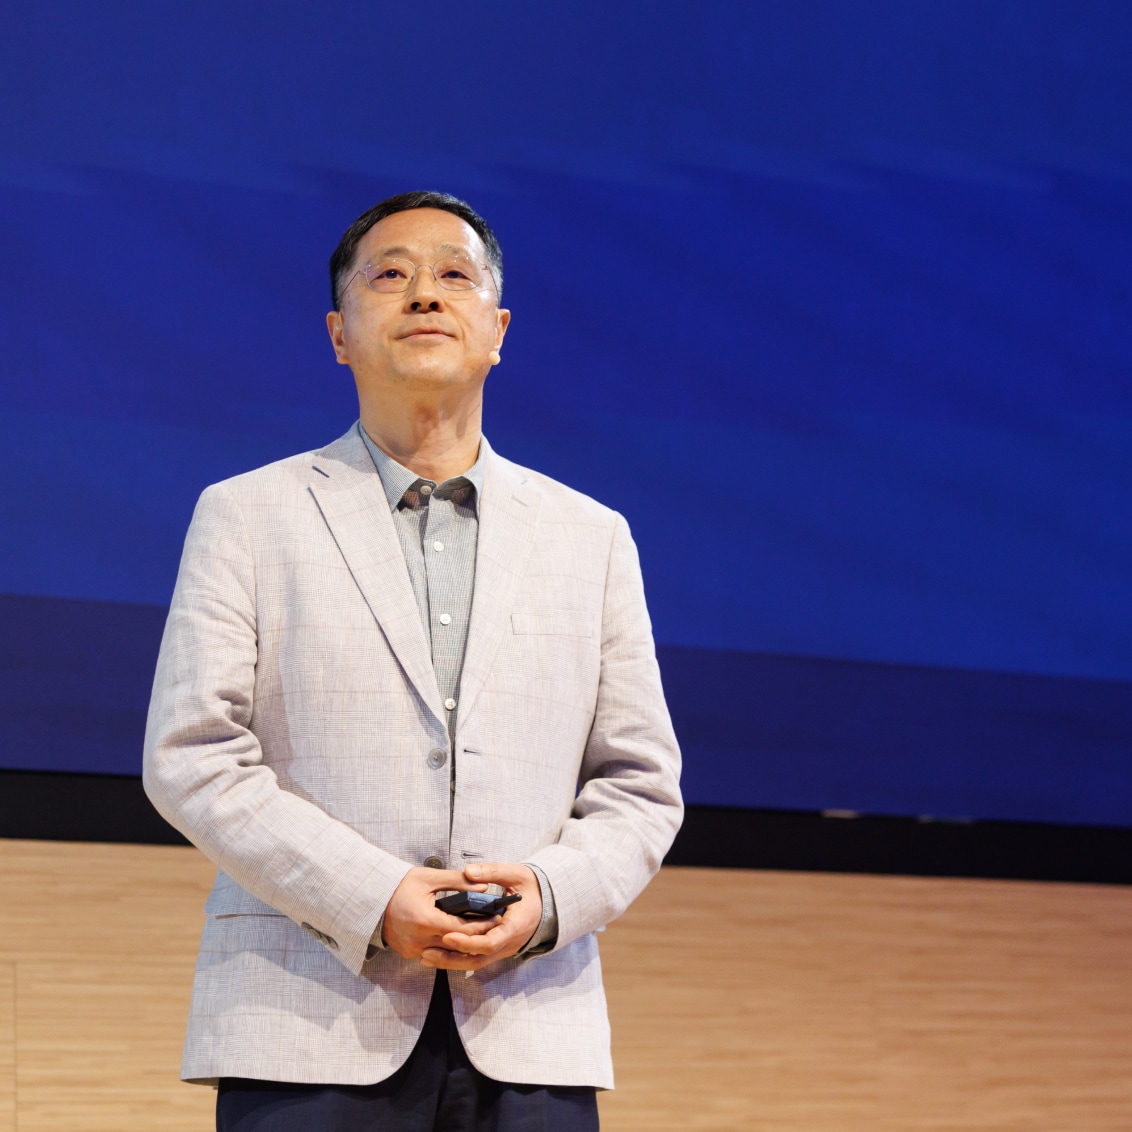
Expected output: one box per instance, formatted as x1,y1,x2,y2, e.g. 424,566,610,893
385,364,489,393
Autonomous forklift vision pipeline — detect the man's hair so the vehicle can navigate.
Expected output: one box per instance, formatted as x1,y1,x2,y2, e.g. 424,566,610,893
329,190,504,310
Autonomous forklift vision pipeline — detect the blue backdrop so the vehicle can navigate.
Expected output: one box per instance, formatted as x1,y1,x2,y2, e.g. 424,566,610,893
1,2,1130,825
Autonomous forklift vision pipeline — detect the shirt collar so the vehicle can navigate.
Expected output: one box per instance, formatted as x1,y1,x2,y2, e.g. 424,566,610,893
359,421,486,512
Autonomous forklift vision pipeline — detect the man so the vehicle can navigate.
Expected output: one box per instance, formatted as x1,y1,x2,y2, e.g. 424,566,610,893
143,190,682,1131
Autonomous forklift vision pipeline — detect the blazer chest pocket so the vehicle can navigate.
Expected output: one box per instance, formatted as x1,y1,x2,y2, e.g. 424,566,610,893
511,611,596,637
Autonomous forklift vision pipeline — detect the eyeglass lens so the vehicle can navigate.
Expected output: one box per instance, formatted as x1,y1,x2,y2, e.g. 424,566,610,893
364,257,484,293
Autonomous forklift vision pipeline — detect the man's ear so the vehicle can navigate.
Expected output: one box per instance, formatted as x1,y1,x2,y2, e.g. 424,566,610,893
495,307,511,349
326,310,350,366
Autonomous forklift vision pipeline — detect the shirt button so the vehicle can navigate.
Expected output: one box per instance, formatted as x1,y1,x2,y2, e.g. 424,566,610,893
433,541,444,552
427,747,447,769
439,613,452,625
419,484,434,496
444,697,457,711
423,855,444,869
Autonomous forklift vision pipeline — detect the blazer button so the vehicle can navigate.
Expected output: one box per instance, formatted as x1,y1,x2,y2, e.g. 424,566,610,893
301,922,339,950
423,855,444,869
427,748,447,769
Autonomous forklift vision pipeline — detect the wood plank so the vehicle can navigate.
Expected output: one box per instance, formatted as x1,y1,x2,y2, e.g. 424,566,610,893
0,839,214,967
0,839,216,1131
0,965,13,1132
598,868,881,1131
3,840,1132,1129
16,961,214,1132
871,876,1132,1130
597,867,1132,1131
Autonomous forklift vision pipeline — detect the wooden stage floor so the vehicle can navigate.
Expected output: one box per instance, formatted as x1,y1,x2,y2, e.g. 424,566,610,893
1,839,1130,1130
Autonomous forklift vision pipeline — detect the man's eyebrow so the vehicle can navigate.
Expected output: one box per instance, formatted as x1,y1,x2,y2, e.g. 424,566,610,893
368,242,472,260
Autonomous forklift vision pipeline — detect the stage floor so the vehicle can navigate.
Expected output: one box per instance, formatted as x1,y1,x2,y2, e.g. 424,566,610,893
1,839,1130,1130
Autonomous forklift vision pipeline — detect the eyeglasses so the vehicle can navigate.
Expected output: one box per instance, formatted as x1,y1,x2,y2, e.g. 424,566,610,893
355,255,494,297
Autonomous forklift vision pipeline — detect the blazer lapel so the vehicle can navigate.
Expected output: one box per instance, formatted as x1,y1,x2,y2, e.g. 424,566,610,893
457,443,541,727
307,427,446,731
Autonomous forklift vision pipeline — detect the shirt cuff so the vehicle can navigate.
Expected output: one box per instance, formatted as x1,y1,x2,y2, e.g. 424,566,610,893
366,912,387,959
517,863,558,956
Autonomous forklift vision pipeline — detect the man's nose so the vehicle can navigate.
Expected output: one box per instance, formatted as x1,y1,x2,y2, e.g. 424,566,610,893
404,264,444,311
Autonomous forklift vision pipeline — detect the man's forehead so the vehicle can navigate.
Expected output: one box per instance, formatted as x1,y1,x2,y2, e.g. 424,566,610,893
358,208,484,260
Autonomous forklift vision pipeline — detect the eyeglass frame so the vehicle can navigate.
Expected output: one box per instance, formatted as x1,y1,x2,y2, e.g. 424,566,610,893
348,255,500,301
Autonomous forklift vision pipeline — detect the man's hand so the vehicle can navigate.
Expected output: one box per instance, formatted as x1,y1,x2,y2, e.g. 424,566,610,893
419,863,543,972
381,867,497,961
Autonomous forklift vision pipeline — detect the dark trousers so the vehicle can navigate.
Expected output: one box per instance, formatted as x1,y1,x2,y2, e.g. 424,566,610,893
215,971,600,1131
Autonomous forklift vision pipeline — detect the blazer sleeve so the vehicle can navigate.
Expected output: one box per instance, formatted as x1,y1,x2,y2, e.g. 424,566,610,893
525,511,683,949
142,482,412,976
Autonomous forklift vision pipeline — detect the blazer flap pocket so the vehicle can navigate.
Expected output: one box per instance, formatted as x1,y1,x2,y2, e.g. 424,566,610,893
204,874,284,918
511,611,596,638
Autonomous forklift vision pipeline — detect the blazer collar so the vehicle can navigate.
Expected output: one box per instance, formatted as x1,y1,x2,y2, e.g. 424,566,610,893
457,445,541,729
307,425,446,730
305,424,542,734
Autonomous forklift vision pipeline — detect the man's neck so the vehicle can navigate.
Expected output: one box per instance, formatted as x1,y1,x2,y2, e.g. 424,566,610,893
358,392,483,483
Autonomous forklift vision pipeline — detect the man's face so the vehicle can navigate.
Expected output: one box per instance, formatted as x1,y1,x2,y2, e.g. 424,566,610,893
326,208,509,398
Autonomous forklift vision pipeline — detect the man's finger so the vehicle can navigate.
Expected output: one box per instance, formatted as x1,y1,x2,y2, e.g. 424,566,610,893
431,914,501,941
421,867,490,893
420,946,495,971
463,862,536,888
440,925,514,956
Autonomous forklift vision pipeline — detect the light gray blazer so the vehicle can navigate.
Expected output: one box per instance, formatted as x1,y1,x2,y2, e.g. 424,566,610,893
143,425,682,1089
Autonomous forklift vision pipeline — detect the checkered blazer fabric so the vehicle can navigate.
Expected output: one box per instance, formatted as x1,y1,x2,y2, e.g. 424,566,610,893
142,425,683,1089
